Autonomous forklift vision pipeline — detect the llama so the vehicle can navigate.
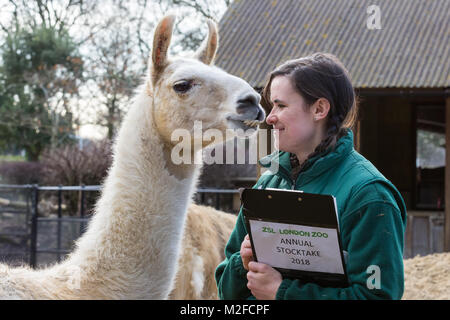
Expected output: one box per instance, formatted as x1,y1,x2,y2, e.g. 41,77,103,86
0,15,264,299
169,204,237,299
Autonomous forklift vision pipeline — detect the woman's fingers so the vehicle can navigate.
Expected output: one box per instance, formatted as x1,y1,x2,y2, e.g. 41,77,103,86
241,234,254,270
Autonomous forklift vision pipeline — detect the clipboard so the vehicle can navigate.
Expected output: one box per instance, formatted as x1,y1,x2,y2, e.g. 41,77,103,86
240,188,349,288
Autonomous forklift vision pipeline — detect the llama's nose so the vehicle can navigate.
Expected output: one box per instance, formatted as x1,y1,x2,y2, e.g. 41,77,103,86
256,107,265,121
236,93,263,119
237,94,260,107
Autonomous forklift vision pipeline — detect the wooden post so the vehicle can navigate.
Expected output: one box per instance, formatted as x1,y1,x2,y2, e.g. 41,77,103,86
256,93,273,180
445,96,450,252
256,121,272,180
354,120,361,152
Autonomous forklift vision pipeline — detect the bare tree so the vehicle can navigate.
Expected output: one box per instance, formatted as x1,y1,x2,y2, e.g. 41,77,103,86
84,11,143,139
0,0,102,44
78,0,156,139
1,0,232,143
80,0,232,139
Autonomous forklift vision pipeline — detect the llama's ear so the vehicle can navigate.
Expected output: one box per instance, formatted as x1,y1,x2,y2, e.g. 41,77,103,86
194,19,218,65
151,15,175,83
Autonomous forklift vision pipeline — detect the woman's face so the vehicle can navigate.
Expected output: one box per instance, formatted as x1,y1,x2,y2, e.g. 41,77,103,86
266,75,317,154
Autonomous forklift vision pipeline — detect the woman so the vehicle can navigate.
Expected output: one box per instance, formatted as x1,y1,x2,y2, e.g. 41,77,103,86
215,53,407,300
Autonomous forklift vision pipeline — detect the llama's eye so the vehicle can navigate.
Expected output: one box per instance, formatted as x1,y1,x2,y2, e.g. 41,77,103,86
173,80,193,94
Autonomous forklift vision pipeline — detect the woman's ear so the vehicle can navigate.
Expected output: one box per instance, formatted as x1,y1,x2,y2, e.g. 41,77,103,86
312,98,330,121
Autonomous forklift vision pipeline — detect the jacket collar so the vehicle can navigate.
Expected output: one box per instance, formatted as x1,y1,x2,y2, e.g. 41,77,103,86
259,129,355,181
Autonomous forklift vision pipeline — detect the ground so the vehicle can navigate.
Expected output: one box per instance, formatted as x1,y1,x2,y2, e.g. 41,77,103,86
403,252,450,300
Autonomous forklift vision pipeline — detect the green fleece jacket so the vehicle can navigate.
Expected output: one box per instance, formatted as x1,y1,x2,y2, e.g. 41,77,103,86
215,129,407,300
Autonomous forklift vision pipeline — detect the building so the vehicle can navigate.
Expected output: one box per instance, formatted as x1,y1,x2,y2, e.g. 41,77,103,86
214,0,450,255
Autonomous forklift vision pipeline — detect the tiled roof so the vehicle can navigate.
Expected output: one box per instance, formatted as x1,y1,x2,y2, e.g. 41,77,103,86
215,0,449,88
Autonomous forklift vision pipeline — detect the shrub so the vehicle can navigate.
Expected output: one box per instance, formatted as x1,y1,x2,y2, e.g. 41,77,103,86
40,140,112,187
0,161,44,184
39,140,113,215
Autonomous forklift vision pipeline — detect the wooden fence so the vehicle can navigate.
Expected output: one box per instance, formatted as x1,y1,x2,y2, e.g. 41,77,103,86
404,211,444,259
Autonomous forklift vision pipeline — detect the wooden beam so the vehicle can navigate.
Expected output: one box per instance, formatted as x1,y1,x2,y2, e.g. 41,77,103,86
256,95,273,180
445,96,450,252
354,120,361,152
256,121,272,180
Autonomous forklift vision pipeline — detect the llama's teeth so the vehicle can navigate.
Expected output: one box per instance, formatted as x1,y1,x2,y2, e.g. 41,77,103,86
244,120,260,127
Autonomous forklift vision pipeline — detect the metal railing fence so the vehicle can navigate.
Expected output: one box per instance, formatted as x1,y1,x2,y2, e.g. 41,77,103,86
0,184,238,268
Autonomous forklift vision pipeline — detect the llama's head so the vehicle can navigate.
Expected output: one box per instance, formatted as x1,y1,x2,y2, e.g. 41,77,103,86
148,15,265,148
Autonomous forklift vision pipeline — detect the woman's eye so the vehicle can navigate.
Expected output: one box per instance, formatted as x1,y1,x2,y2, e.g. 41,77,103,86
173,80,193,93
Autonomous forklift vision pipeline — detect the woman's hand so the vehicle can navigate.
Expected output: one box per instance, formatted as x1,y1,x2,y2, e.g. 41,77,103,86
240,234,253,270
247,261,282,300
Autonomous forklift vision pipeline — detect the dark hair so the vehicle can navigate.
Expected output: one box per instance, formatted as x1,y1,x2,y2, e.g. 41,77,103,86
262,52,358,162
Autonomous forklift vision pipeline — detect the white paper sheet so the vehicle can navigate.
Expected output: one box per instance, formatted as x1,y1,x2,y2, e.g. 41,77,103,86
249,219,344,274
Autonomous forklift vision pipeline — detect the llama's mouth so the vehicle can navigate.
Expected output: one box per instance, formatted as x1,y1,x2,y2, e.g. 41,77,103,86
226,117,262,132
227,102,265,132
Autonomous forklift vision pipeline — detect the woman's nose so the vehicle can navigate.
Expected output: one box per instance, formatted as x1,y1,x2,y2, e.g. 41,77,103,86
266,110,277,126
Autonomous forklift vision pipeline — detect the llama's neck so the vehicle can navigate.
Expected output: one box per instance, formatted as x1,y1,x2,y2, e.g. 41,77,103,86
63,91,201,299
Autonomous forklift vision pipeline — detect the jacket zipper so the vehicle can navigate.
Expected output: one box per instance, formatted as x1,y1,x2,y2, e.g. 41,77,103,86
277,172,296,190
